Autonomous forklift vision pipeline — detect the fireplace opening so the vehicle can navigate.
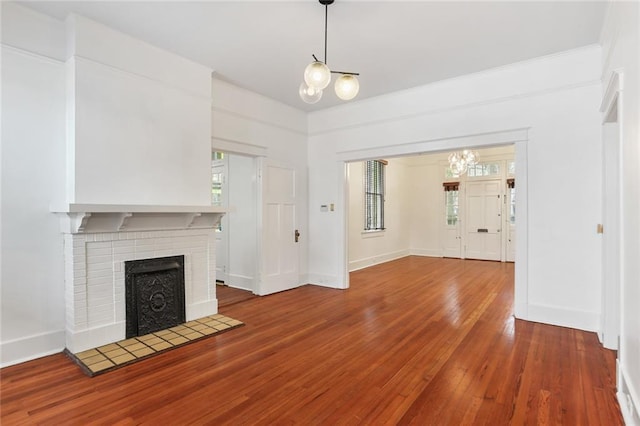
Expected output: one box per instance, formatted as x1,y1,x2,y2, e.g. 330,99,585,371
125,255,186,338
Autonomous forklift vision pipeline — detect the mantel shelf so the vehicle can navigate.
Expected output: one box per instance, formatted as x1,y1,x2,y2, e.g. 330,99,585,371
52,204,225,234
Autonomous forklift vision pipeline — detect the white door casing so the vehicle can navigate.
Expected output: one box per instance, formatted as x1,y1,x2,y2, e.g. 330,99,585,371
465,179,502,261
259,160,300,295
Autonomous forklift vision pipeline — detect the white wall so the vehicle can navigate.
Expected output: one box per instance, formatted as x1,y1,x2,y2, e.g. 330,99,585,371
347,158,411,271
66,15,212,206
308,46,603,333
406,156,442,258
1,3,67,366
600,2,640,424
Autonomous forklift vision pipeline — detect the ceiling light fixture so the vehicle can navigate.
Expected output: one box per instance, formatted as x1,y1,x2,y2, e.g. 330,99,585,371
299,0,360,104
448,150,479,176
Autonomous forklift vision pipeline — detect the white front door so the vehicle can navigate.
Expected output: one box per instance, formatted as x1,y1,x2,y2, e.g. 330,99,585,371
259,161,299,295
465,180,502,261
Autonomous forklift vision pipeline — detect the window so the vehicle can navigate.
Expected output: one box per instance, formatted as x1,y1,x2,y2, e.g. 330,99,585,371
364,160,386,231
507,178,515,224
443,182,460,226
467,162,500,177
212,151,225,231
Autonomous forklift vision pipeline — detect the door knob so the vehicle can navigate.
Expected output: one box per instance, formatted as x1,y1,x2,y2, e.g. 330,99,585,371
295,229,301,243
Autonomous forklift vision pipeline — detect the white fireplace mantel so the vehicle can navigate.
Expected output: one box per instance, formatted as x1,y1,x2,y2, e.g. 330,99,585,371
52,203,225,234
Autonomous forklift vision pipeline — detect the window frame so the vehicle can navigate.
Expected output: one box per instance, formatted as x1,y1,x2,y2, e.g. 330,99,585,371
363,160,386,232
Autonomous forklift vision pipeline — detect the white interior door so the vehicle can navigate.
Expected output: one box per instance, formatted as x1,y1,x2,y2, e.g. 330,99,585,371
212,160,228,283
259,161,299,295
465,180,502,261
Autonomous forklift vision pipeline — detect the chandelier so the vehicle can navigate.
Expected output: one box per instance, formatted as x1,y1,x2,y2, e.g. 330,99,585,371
299,0,360,104
448,150,479,176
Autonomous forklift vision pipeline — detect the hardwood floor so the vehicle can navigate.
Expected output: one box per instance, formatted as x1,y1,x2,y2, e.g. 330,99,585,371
216,284,257,308
1,257,622,424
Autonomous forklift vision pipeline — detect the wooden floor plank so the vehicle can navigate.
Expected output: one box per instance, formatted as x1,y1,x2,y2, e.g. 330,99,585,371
0,257,623,424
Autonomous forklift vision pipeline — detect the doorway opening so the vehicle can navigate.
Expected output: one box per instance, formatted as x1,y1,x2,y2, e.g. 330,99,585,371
346,145,516,273
211,150,259,308
338,128,529,319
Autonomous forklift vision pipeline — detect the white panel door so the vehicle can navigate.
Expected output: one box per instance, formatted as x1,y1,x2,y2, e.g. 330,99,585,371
465,180,502,261
260,161,299,295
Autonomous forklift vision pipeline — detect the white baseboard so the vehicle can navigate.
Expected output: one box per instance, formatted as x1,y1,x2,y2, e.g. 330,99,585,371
0,330,65,368
409,248,442,257
225,273,255,292
306,273,342,289
67,323,125,354
187,300,218,320
526,303,599,332
349,249,410,272
618,362,640,425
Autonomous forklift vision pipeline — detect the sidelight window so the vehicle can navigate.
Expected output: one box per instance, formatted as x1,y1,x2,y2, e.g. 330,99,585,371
507,178,515,224
443,182,460,226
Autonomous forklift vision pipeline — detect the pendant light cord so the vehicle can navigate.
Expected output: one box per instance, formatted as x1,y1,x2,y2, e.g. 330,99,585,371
324,4,328,64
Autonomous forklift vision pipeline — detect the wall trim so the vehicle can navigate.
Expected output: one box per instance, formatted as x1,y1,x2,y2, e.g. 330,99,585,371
72,55,211,101
336,128,529,162
225,273,255,292
526,303,600,332
212,106,308,137
306,273,341,289
211,137,267,157
600,70,624,117
1,43,64,65
0,330,65,368
310,80,600,137
410,249,442,258
188,300,218,321
348,249,411,272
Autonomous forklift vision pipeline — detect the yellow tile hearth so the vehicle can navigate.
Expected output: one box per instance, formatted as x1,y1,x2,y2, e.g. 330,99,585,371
68,314,244,377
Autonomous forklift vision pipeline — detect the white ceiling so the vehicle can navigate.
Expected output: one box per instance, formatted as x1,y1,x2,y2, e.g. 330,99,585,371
20,1,607,112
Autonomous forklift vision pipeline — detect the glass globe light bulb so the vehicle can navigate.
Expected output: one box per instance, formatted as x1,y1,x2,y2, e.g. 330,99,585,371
466,150,478,165
299,82,323,104
304,61,331,90
448,152,460,166
334,74,360,100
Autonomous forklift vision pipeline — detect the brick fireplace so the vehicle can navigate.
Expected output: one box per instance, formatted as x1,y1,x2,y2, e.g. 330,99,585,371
54,204,224,353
